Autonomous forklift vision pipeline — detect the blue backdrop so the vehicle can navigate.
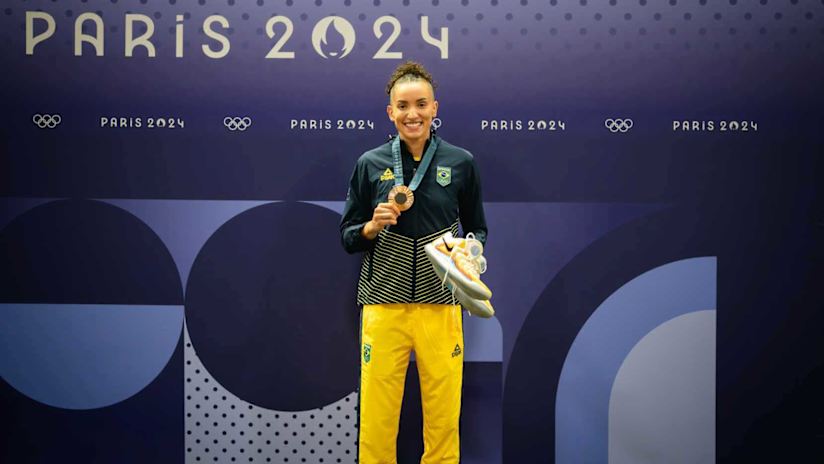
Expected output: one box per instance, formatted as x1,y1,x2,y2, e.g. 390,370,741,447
1,0,823,463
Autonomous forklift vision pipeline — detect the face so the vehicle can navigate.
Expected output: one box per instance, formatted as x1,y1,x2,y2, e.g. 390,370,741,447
387,80,438,145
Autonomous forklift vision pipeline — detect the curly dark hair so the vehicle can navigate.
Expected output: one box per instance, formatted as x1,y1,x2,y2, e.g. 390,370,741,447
385,61,437,97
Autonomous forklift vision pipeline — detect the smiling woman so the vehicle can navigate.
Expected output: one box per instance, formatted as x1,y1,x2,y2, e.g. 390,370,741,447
385,62,439,161
339,61,489,464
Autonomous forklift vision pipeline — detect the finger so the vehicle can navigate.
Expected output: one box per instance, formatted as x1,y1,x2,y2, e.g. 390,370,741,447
377,202,401,216
380,204,401,216
373,214,396,222
375,217,397,226
376,206,400,218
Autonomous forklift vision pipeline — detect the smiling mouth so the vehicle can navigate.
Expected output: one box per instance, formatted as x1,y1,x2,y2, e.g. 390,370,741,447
403,121,423,129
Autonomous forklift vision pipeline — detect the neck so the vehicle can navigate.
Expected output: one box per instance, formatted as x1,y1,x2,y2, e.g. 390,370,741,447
402,136,428,161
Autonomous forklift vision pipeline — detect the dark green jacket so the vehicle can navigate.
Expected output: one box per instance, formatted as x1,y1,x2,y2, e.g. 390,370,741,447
340,135,487,304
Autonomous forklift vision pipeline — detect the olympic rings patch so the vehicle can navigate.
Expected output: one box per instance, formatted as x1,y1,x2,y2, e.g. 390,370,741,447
223,116,252,131
32,114,62,129
604,118,633,133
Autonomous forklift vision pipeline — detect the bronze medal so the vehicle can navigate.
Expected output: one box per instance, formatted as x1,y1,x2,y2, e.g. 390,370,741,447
388,185,414,211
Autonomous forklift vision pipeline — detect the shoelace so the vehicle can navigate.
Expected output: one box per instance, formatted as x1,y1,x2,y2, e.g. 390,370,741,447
451,233,486,279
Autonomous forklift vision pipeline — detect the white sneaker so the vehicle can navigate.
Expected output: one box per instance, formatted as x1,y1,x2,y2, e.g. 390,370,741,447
425,232,493,302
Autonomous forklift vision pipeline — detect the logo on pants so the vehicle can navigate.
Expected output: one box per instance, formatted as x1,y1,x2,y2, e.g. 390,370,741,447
451,344,462,358
363,343,372,363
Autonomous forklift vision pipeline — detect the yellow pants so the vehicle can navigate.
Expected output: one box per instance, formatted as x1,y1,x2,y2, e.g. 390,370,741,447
359,303,464,464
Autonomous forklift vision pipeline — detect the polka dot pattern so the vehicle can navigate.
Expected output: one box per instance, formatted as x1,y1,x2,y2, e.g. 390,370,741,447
184,324,357,464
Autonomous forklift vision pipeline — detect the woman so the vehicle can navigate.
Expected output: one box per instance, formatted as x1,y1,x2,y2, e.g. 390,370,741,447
340,61,487,464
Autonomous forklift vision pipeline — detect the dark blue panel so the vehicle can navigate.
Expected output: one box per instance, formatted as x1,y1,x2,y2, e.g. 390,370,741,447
185,201,360,411
0,199,182,305
503,200,824,462
0,336,184,464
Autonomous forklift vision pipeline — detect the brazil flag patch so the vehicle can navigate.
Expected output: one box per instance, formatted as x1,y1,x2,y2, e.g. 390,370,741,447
436,166,451,187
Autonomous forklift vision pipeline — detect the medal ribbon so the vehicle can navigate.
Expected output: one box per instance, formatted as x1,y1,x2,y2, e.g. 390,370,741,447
391,134,439,191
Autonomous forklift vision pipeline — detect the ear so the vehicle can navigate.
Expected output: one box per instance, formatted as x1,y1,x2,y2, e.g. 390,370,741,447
386,104,394,121
433,99,439,118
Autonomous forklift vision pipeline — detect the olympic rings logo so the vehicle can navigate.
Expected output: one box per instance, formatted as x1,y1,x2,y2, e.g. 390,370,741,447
604,118,633,133
223,116,252,131
32,114,61,129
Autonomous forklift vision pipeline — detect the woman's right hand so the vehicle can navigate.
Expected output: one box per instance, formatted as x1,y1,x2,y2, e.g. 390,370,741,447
361,202,401,239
